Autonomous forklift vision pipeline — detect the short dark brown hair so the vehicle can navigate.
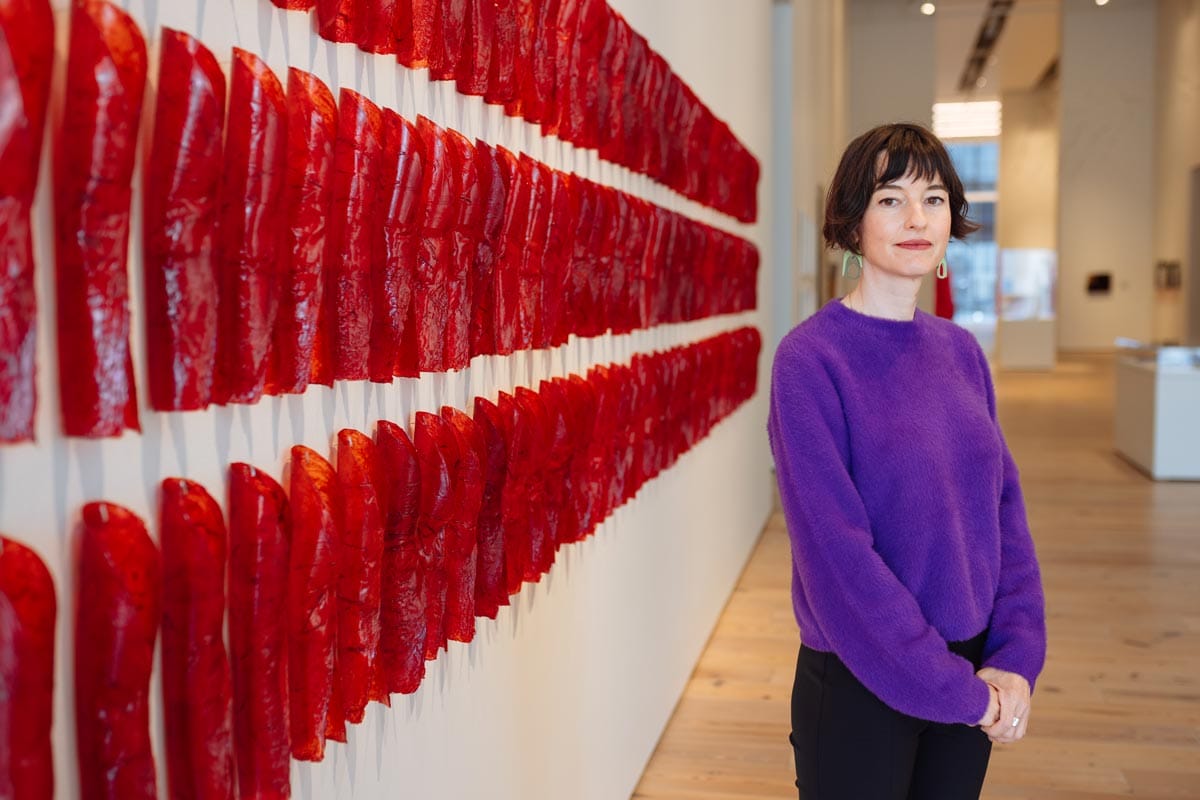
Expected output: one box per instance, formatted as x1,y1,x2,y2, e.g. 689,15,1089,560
822,123,980,252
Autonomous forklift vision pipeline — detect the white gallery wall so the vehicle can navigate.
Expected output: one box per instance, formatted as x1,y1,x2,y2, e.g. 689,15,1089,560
1153,0,1200,345
1058,0,1156,351
0,1,777,798
996,87,1058,253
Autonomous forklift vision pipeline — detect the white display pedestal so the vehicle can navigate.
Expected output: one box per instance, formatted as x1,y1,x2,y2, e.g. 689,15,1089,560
997,318,1057,370
1114,358,1200,480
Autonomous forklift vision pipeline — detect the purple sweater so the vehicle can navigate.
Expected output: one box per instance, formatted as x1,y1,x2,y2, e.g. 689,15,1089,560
767,298,1046,725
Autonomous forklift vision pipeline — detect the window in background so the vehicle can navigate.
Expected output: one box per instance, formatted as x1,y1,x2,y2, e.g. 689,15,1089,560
944,139,999,351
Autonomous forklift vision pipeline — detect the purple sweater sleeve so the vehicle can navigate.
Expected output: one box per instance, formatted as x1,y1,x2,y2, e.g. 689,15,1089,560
972,345,1048,690
768,338,992,725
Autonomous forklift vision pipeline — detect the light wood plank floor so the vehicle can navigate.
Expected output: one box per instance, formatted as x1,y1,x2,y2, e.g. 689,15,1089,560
633,354,1200,800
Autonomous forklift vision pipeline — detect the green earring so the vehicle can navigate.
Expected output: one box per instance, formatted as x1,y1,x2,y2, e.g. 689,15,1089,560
841,250,863,280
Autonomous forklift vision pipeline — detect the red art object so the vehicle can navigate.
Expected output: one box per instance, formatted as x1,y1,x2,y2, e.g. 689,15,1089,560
485,0,517,105
441,407,483,642
444,130,481,371
456,0,494,95
142,30,225,412
504,0,536,118
0,0,53,443
287,446,341,762
519,157,550,350
376,114,425,381
538,378,572,551
159,479,235,800
316,0,356,43
562,0,607,147
496,391,529,592
370,111,410,382
335,429,386,721
0,536,55,799
541,170,573,348
565,177,597,339
414,117,460,373
272,0,315,8
324,89,383,382
469,142,506,358
214,49,287,406
493,147,527,355
54,0,145,438
562,374,596,543
545,0,578,137
429,0,467,81
375,420,426,694
613,30,647,169
414,411,454,658
357,0,400,54
75,502,160,800
606,191,632,334
515,387,552,579
529,0,561,125
400,0,438,68
227,464,291,800
595,8,629,162
471,397,508,618
267,69,337,396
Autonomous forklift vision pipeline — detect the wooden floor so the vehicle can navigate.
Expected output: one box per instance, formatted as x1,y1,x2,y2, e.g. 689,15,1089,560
633,354,1200,800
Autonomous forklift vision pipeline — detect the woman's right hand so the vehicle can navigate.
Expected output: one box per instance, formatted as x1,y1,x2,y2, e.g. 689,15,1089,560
976,682,1000,727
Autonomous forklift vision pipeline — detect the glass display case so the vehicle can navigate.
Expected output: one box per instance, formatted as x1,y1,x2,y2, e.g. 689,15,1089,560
995,248,1057,369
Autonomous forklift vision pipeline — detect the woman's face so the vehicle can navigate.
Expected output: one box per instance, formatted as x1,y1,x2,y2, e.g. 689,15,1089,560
857,168,951,279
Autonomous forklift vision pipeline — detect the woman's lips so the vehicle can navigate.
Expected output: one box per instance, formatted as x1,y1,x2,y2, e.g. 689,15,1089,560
896,240,932,250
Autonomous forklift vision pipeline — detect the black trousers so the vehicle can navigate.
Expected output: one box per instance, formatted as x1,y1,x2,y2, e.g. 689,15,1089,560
790,631,993,800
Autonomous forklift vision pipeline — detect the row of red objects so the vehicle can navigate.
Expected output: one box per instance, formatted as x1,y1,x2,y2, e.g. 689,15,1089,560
0,326,760,800
272,0,759,222
0,1,759,443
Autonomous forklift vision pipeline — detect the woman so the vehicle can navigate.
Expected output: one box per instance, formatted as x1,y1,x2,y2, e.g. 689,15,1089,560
767,123,1046,799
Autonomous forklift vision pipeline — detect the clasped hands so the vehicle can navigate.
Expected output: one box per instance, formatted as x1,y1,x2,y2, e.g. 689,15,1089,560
974,667,1030,744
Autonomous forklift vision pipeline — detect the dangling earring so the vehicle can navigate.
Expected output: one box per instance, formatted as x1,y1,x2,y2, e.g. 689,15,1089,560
936,258,948,280
842,250,862,280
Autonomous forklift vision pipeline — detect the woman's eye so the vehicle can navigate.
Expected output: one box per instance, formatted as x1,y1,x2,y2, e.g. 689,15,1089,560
927,196,947,205
878,197,900,207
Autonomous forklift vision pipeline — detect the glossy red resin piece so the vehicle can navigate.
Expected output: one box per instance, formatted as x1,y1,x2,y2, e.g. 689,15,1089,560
401,0,438,68
214,49,287,406
496,391,529,592
485,0,517,105
287,446,340,762
227,464,291,800
471,397,509,617
335,429,386,721
375,420,426,693
441,407,483,642
357,0,400,53
429,0,467,81
325,89,383,382
378,115,426,380
54,1,146,438
316,0,356,43
75,502,160,800
0,0,53,443
268,69,336,395
457,0,494,95
414,117,460,373
469,142,505,358
0,536,56,799
159,479,235,800
445,130,480,371
142,30,224,413
414,411,455,658
493,147,527,355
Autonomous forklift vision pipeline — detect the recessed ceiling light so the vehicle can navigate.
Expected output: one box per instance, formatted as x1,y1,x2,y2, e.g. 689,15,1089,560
1095,0,1109,5
920,2,937,14
975,76,988,89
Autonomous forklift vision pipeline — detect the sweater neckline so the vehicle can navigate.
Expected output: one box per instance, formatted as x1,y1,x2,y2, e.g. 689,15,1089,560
825,296,925,338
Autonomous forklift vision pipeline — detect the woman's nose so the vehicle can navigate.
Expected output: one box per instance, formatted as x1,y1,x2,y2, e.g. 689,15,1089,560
906,203,926,228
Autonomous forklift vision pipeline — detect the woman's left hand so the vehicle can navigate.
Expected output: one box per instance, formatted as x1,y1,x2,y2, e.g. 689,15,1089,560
976,667,1031,744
